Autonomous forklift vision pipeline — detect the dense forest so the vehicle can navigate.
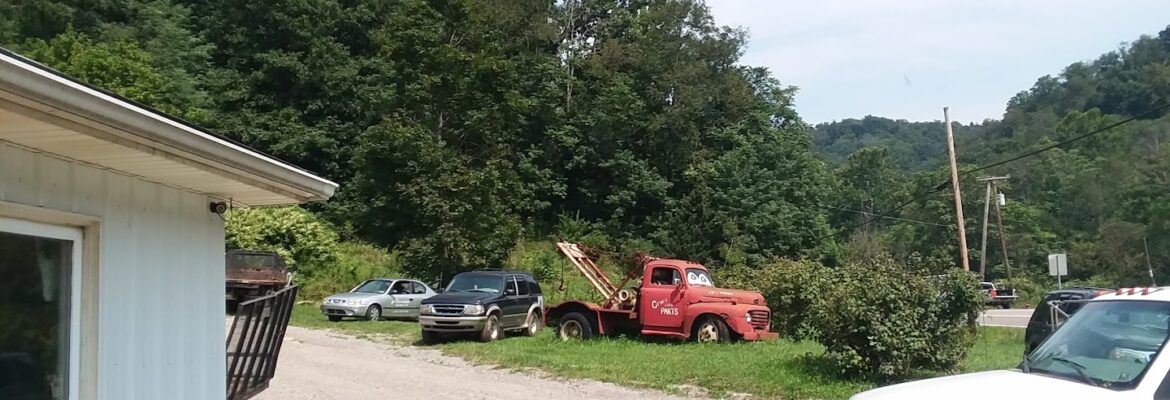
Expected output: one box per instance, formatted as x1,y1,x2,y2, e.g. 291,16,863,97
0,0,831,280
3,0,1169,291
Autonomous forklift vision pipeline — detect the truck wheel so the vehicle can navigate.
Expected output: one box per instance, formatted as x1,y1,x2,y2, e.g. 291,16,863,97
479,313,502,342
1001,303,1012,310
421,330,441,345
693,317,730,343
328,315,342,322
366,305,382,321
523,309,543,337
556,312,595,341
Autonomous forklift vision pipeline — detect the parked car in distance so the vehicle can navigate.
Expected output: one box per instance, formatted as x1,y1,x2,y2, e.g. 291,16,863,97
981,281,1018,309
1024,286,1111,354
320,278,437,321
418,270,544,344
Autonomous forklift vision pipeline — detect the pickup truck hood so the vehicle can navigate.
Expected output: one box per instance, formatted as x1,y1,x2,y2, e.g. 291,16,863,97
851,370,1123,400
422,292,497,305
693,287,766,306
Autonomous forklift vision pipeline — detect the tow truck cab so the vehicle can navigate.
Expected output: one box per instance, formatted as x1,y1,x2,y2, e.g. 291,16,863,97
852,287,1170,400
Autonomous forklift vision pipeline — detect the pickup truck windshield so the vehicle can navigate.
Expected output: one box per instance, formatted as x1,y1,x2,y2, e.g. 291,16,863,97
446,274,504,293
1027,300,1170,389
685,268,714,287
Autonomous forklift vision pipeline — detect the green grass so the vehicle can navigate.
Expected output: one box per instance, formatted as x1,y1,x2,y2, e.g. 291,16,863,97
287,305,1027,399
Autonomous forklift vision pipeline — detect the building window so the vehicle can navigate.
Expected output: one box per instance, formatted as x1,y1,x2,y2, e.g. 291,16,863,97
0,221,79,400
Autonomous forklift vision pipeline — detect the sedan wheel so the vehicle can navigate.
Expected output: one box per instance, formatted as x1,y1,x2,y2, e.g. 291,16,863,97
366,305,382,321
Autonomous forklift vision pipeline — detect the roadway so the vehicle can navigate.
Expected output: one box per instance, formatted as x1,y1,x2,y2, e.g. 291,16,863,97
978,308,1034,328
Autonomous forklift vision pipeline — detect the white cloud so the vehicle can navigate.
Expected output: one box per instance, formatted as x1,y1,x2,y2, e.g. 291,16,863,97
707,0,1170,123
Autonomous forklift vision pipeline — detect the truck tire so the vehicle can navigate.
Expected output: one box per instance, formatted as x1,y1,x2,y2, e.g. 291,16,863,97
421,330,441,345
479,313,503,342
693,316,730,343
366,305,382,321
328,315,342,322
1001,303,1012,310
556,312,595,341
522,309,543,337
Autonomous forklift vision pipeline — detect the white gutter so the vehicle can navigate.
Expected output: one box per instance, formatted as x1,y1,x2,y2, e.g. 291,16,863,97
0,50,337,203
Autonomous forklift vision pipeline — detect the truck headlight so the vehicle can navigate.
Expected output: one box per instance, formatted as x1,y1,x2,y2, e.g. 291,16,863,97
465,304,485,315
420,304,432,315
744,312,753,323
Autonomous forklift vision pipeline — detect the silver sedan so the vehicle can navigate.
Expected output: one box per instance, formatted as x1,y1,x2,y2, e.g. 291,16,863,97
320,278,437,321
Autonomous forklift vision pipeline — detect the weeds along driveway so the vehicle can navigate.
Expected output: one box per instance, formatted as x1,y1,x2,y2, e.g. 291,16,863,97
252,324,700,400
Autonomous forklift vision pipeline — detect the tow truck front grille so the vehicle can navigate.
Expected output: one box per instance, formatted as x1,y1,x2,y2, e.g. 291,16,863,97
749,310,770,330
432,305,465,315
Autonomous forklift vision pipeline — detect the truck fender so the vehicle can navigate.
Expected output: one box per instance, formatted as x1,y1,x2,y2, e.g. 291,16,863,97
684,304,754,336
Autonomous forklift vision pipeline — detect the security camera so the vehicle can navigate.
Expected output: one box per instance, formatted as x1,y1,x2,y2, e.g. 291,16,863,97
209,201,228,215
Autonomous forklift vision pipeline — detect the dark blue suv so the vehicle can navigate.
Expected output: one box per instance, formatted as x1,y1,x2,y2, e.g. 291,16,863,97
418,270,544,343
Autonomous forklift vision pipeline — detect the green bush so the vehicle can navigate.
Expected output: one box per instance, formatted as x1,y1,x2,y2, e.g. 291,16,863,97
225,206,339,276
715,259,831,340
300,242,402,300
808,261,982,379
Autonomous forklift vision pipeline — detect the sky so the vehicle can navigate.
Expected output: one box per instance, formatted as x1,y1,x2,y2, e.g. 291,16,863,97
706,1,1170,124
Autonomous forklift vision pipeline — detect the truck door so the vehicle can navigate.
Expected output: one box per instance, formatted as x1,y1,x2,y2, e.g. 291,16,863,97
640,266,687,330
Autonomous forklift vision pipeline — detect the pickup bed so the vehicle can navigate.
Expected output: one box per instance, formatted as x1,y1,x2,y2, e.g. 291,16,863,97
981,282,1018,309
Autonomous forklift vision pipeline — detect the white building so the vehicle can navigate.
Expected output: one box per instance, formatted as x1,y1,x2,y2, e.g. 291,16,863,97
0,48,337,399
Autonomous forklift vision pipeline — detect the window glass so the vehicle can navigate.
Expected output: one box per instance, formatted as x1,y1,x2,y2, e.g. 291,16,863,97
1028,300,1170,390
515,277,529,295
446,274,504,293
353,280,391,294
649,267,680,286
685,268,714,286
390,280,412,294
0,231,72,399
506,276,520,295
411,282,427,294
527,277,542,295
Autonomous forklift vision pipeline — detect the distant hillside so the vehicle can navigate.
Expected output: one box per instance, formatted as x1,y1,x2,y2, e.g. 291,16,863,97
812,116,989,171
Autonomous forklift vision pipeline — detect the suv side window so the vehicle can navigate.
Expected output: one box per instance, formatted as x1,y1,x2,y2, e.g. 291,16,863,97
505,276,520,296
411,281,427,294
515,276,529,295
527,276,542,295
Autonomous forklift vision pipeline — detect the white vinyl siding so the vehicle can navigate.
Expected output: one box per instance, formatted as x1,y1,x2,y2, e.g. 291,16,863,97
0,141,225,400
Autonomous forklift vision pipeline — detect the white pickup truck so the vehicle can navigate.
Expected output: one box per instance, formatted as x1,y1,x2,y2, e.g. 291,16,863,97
852,287,1170,400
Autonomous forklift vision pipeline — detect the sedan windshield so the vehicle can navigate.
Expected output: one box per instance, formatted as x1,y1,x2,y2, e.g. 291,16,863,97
352,280,391,294
446,274,504,293
1026,299,1170,389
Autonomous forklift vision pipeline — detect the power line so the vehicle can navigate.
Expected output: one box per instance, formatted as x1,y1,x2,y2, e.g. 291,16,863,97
826,205,948,227
959,103,1170,178
820,102,1169,243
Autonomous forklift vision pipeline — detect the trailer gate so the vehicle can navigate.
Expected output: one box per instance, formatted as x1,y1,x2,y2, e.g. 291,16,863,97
226,285,298,400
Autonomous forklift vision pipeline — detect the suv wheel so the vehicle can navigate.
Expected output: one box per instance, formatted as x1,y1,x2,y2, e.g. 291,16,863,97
523,310,543,337
694,317,730,343
556,312,595,341
479,313,502,342
366,305,382,322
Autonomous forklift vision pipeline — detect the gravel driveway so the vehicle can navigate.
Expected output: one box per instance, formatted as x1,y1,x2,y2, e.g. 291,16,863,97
251,325,701,400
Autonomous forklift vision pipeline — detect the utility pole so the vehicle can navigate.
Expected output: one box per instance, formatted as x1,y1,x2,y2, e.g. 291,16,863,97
944,107,970,272
977,176,1010,280
1145,236,1157,286
992,181,1012,283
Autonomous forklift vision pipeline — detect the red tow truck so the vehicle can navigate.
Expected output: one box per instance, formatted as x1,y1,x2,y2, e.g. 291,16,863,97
544,242,780,342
